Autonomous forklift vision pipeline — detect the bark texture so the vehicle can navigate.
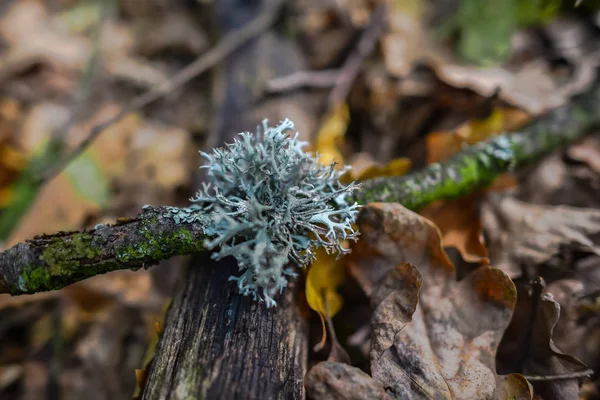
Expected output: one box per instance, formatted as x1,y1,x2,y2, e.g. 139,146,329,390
0,206,207,295
352,81,600,209
142,256,308,400
142,0,312,398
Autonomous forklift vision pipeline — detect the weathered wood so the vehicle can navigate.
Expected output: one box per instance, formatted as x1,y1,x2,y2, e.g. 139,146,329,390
142,0,312,398
143,256,308,399
0,206,207,295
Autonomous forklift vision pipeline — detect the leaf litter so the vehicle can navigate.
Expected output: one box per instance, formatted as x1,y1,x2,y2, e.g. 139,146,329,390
1,0,600,399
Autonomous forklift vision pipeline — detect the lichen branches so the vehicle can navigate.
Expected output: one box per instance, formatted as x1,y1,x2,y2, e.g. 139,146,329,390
188,119,360,307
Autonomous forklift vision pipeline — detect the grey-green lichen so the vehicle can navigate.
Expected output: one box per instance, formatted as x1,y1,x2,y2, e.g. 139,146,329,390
183,119,360,307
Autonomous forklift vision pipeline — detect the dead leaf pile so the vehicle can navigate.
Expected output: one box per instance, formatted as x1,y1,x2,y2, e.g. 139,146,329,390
307,202,540,399
0,1,204,398
482,194,600,278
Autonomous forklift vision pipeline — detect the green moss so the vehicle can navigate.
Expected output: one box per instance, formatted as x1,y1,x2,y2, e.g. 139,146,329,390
19,233,102,292
113,217,205,264
17,214,206,294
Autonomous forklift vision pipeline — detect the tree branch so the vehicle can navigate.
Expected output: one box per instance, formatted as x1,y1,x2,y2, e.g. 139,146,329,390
2,80,600,295
0,206,206,295
351,80,600,208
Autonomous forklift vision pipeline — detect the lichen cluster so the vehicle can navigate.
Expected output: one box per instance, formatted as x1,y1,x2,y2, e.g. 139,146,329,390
191,119,360,307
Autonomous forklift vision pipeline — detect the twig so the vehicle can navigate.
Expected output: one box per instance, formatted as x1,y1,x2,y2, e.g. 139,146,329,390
1,78,600,295
328,3,386,107
524,368,594,382
517,277,545,373
264,69,340,93
350,78,600,208
41,0,285,184
0,206,207,295
263,2,385,101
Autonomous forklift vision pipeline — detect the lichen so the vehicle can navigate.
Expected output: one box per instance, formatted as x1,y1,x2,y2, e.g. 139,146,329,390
182,119,360,307
18,233,102,292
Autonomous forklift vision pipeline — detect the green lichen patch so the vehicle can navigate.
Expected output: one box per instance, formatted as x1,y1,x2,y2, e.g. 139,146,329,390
19,233,103,292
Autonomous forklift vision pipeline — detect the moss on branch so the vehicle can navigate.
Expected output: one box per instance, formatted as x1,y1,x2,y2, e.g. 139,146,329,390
350,81,600,209
0,206,207,294
1,80,600,295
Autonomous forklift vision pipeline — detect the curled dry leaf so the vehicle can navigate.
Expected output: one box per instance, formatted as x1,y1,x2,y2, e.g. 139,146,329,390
499,279,589,400
305,361,391,400
567,135,600,173
348,203,532,399
482,194,600,278
419,196,489,264
524,292,589,400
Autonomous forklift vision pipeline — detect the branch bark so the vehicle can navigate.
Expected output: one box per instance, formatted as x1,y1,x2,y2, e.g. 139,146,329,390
142,0,314,398
142,255,308,399
0,206,207,295
2,78,600,295
351,80,600,208
2,79,600,295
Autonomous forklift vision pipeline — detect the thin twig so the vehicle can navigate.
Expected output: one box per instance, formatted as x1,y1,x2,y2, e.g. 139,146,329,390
524,368,594,382
264,69,340,93
328,2,386,108
264,3,386,101
41,0,285,184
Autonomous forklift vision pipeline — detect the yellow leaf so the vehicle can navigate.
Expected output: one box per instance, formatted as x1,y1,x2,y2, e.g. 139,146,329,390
305,247,345,318
314,103,349,166
0,187,13,207
0,145,28,171
427,107,531,163
355,157,412,181
341,153,412,184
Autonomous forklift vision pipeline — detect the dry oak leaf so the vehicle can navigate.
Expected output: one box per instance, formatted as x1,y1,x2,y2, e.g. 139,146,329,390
305,361,392,400
523,288,588,400
481,194,600,278
348,203,533,399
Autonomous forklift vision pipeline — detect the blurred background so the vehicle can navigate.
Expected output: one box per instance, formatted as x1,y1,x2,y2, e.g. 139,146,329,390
0,0,600,399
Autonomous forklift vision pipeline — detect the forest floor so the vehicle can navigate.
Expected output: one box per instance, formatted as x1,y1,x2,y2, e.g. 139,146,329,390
0,0,599,399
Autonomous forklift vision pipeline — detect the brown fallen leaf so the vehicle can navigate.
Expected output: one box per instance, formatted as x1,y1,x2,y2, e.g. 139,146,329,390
305,361,392,400
524,291,589,400
0,1,168,91
498,278,589,400
419,196,489,264
481,194,600,278
380,0,600,115
567,136,600,173
348,203,533,399
424,16,600,115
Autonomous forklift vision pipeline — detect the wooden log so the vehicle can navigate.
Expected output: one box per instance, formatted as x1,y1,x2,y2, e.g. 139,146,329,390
142,256,308,399
142,0,314,398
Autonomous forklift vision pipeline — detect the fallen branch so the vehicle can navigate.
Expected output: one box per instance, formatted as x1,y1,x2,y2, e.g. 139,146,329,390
351,80,600,208
0,206,206,294
524,369,595,382
1,79,600,295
